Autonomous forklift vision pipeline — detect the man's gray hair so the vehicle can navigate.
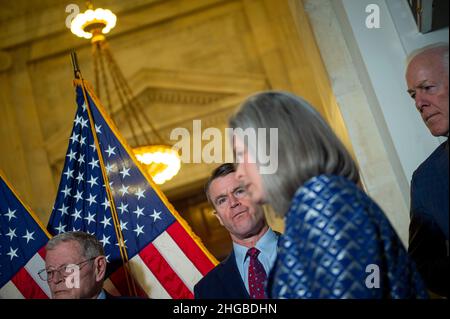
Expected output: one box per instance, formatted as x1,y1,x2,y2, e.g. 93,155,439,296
46,231,104,259
406,42,449,74
229,91,360,216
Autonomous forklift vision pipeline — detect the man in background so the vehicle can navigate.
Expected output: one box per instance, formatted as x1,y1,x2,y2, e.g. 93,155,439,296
405,43,449,298
194,163,278,299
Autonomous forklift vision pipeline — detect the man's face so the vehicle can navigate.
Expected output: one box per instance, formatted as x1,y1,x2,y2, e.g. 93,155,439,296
406,54,449,137
209,172,266,242
44,241,102,299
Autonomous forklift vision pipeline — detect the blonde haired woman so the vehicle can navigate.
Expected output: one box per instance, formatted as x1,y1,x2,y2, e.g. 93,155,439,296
229,91,428,299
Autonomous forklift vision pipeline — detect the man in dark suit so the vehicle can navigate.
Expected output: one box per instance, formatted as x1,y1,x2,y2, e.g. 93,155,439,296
405,43,449,298
194,163,278,299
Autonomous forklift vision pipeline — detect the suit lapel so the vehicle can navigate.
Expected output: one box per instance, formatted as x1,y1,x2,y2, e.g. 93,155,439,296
219,250,250,299
216,231,281,299
434,141,449,238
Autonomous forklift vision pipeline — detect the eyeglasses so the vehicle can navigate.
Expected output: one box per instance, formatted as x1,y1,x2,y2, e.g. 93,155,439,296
38,257,97,282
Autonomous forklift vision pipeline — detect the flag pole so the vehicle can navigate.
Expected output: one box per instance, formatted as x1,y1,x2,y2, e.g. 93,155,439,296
70,50,138,297
70,50,81,79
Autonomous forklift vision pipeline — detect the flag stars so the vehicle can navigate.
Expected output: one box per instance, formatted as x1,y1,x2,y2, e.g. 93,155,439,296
64,167,74,180
119,166,131,179
150,210,162,222
87,175,98,188
133,224,145,237
119,221,128,231
67,149,77,161
84,212,96,225
22,230,35,243
105,163,115,174
76,172,84,184
99,234,111,247
100,216,112,228
135,188,145,200
55,222,67,234
77,154,85,165
86,229,96,236
105,145,116,158
4,208,17,221
6,227,17,241
101,198,111,210
73,190,84,203
61,185,71,198
58,203,69,216
70,132,79,145
103,181,114,188
86,194,97,206
81,103,87,111
47,92,194,275
116,238,128,248
74,115,82,126
119,184,130,196
133,205,145,219
80,118,88,129
117,202,128,214
7,247,18,260
71,208,82,221
79,135,86,146
88,158,99,170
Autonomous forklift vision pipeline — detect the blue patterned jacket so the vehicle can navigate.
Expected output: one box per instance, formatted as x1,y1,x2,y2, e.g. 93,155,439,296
270,175,428,299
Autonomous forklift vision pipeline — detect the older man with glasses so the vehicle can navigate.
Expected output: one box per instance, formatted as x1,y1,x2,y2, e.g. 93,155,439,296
38,231,108,299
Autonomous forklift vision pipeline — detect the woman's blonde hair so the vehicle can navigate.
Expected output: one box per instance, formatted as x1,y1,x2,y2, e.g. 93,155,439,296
229,91,360,216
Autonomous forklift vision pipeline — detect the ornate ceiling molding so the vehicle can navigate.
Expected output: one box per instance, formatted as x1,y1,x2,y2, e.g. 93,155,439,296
45,68,267,168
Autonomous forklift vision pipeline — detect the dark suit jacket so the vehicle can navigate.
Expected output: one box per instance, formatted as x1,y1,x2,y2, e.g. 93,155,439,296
409,140,449,298
194,250,250,299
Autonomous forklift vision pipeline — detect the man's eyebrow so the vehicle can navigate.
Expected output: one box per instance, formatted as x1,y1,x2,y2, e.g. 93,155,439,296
407,80,429,94
213,193,227,203
414,80,430,89
213,186,243,202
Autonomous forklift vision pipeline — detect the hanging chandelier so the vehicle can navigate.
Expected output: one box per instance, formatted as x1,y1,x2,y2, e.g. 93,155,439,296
69,1,181,185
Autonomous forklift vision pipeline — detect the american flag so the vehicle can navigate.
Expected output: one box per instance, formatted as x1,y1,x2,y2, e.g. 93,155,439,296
0,172,51,298
47,78,217,298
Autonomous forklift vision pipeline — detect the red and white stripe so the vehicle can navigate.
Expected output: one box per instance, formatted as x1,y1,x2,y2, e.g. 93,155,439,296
0,247,50,299
0,220,216,299
106,221,215,299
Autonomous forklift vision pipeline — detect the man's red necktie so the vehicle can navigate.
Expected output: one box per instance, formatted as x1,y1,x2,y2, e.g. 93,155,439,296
247,247,267,299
